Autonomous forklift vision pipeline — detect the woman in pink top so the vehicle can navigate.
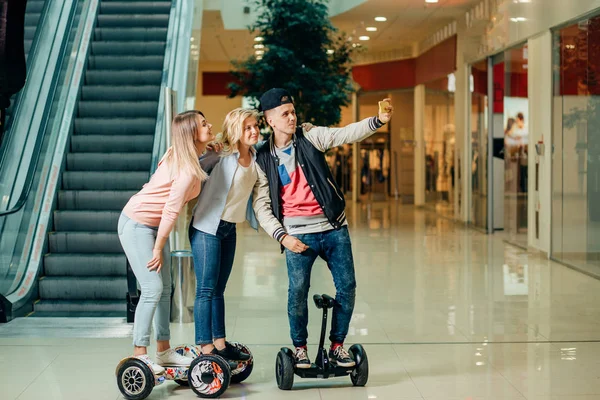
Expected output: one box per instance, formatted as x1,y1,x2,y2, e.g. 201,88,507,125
118,110,213,374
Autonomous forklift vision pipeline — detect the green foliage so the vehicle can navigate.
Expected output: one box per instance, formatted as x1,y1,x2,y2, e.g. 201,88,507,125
228,0,356,126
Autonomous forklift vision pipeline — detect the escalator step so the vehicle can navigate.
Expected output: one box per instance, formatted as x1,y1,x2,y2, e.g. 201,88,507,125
38,276,127,300
81,85,160,101
44,253,127,276
74,118,156,135
85,69,161,85
24,13,41,26
67,152,151,171
48,232,123,253
26,1,46,14
91,41,165,56
59,190,136,211
62,171,149,190
24,40,33,54
88,55,163,70
97,14,169,28
100,2,172,15
54,210,121,232
78,101,158,118
71,135,154,152
24,26,36,40
33,299,126,314
94,27,167,41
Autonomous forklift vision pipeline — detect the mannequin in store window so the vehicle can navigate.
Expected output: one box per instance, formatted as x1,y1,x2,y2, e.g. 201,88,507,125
514,113,528,193
443,124,456,202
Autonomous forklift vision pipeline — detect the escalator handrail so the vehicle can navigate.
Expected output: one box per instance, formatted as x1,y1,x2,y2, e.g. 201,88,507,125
0,0,78,218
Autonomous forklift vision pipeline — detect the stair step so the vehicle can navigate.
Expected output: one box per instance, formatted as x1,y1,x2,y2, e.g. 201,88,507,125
78,101,158,118
44,253,127,276
74,118,156,135
94,27,167,41
81,85,159,101
33,299,126,314
96,14,169,28
38,276,127,300
85,70,162,85
71,135,154,152
59,190,136,211
26,1,46,14
88,55,163,70
25,40,33,54
67,152,151,171
24,13,41,26
62,171,149,190
100,2,171,15
24,26,36,40
48,232,123,253
54,210,121,232
29,310,126,317
91,41,165,56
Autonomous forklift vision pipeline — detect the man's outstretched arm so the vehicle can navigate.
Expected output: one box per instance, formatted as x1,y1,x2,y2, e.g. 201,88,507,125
304,98,394,152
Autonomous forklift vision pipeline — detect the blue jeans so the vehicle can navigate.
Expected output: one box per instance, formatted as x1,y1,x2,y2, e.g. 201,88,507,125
189,220,236,345
285,226,356,347
118,213,171,347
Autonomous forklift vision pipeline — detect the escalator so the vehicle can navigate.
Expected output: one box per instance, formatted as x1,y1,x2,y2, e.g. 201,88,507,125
34,0,172,317
0,0,196,321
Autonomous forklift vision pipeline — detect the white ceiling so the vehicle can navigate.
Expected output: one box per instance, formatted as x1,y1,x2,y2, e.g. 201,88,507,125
199,0,482,63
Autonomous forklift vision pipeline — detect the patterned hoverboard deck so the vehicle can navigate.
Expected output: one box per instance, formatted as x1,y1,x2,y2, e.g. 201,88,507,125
174,343,253,380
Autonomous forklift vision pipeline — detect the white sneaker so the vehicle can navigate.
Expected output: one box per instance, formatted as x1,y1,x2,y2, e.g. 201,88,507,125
135,355,165,375
156,348,195,367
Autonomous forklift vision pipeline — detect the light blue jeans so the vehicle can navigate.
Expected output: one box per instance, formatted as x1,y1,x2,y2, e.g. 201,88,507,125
118,213,171,347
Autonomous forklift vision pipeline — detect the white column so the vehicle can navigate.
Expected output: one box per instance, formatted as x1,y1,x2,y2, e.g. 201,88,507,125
527,32,553,254
454,60,471,222
352,92,360,203
414,85,426,206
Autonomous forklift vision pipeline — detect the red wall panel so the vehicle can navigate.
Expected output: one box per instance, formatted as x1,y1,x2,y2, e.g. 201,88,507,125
203,72,236,96
352,36,457,92
415,36,457,84
351,58,416,91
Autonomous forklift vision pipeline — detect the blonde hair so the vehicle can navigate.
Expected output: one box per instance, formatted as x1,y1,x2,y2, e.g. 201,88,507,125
162,110,208,181
217,108,260,156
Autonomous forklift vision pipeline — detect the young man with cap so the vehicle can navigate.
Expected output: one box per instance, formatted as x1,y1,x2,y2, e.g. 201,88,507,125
252,88,393,368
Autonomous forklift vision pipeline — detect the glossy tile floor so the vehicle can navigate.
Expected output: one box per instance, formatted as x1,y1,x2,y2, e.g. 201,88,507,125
2,202,600,400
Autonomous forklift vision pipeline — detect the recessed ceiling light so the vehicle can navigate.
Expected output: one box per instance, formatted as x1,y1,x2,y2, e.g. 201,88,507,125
254,44,264,49
510,17,527,22
327,49,334,54
366,27,377,32
255,50,264,55
359,36,370,41
425,0,439,3
254,36,264,42
374,16,387,22
190,37,195,42
256,56,263,60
